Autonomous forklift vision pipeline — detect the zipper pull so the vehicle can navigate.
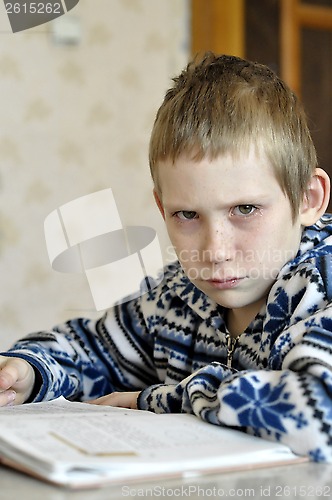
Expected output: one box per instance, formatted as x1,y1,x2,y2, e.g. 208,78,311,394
226,334,237,368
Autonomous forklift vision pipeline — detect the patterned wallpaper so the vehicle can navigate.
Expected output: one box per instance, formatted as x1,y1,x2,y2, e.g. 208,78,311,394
0,0,189,348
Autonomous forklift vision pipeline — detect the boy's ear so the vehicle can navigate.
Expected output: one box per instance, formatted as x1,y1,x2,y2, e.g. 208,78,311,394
153,189,165,220
300,168,331,226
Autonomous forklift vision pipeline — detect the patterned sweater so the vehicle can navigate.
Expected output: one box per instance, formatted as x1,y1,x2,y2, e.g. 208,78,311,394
4,215,332,462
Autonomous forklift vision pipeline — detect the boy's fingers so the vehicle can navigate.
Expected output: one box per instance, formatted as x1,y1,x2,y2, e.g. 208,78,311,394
88,391,139,409
0,390,16,407
0,365,19,391
0,357,30,391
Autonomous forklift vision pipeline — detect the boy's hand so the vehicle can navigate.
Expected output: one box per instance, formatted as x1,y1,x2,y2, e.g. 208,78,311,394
0,356,35,406
88,391,140,409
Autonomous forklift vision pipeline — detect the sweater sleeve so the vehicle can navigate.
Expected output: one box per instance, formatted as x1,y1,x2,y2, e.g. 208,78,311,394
2,298,160,402
138,312,332,463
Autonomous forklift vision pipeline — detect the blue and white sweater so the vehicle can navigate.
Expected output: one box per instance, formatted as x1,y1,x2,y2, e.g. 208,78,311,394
4,215,332,462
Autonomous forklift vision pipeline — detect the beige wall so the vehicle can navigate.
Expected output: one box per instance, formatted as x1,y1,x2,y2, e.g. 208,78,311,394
0,0,189,348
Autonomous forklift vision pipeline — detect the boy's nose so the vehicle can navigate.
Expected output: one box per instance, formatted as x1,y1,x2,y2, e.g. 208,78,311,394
202,225,234,263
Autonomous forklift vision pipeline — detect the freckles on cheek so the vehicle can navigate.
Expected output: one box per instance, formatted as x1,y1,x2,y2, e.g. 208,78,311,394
239,232,267,265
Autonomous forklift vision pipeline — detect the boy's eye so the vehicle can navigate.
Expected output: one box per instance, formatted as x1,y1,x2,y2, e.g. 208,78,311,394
175,211,198,220
233,205,257,216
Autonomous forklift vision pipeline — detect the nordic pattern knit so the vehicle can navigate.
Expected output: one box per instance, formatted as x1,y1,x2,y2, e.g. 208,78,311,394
4,215,332,462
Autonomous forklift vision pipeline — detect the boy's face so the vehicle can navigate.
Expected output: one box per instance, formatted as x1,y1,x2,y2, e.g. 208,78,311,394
155,149,305,331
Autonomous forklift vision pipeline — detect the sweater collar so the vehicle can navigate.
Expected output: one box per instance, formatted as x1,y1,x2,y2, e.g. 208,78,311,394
164,262,225,328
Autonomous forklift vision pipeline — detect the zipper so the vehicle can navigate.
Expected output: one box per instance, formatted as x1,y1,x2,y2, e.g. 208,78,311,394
226,334,238,368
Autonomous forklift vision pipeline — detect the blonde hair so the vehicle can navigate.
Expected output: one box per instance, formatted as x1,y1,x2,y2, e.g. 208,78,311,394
149,53,317,219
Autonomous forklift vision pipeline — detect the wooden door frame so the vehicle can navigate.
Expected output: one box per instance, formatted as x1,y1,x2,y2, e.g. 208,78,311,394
280,0,332,95
191,0,245,58
191,0,332,96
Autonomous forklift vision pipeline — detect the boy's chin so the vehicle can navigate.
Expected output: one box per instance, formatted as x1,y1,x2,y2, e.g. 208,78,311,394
191,278,270,309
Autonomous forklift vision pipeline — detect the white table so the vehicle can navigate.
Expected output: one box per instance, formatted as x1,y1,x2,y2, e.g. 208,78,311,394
0,461,331,500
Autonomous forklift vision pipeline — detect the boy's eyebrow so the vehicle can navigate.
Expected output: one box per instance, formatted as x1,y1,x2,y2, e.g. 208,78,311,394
163,193,272,211
222,194,272,205
163,203,197,212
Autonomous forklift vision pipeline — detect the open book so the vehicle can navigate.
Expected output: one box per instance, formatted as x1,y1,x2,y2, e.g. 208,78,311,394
0,397,307,489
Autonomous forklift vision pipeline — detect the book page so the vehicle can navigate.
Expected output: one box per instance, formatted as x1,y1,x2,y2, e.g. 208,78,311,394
0,398,297,465
0,397,304,487
0,396,144,416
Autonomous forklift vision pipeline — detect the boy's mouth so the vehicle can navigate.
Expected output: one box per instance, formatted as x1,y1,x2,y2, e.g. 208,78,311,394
204,277,244,290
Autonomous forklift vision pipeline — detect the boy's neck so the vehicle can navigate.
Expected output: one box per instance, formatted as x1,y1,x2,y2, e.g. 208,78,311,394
226,297,267,338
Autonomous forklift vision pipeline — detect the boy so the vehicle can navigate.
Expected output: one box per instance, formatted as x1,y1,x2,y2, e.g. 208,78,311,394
0,53,331,462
